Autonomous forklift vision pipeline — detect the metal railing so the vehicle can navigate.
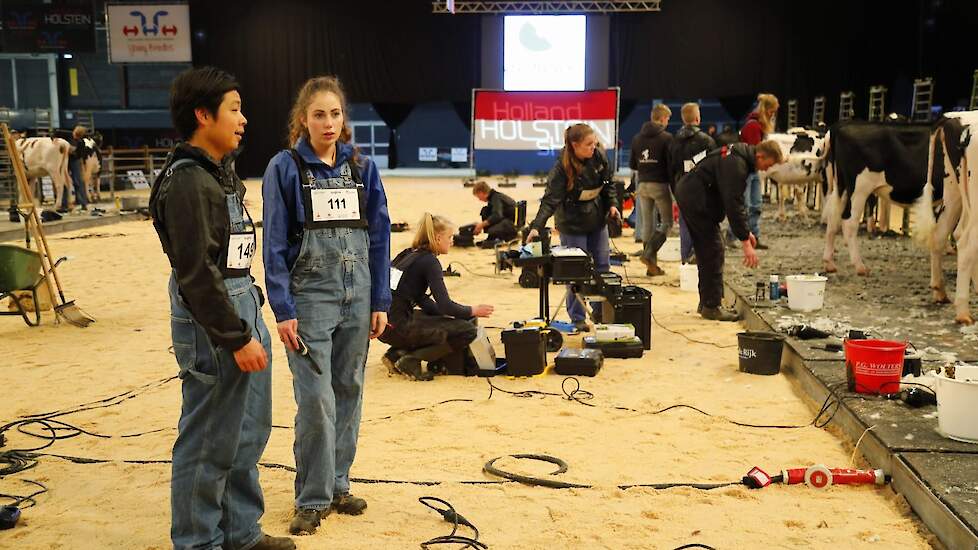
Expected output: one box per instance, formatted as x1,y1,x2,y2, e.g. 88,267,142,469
100,146,169,201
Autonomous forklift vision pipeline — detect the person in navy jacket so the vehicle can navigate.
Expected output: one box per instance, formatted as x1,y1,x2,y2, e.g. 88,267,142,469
262,76,391,536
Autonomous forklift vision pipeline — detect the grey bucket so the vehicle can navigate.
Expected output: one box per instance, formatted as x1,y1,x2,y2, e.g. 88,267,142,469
737,332,785,375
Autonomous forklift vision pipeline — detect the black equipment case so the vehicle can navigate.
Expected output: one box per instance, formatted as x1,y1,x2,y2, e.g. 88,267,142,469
554,348,604,376
583,335,644,359
501,327,547,376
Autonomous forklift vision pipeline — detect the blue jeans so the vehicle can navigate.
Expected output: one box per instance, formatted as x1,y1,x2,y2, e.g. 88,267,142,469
630,198,642,242
169,274,273,550
560,227,611,322
62,158,88,209
726,172,762,242
678,210,694,262
288,226,371,510
745,172,762,239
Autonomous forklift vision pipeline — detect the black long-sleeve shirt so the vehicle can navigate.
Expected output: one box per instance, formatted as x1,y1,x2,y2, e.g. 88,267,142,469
677,143,755,242
481,189,517,226
391,249,471,321
530,148,618,235
149,143,252,351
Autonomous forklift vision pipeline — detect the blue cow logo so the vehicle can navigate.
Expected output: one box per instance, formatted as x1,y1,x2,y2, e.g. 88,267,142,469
39,31,63,47
10,11,32,27
129,10,169,36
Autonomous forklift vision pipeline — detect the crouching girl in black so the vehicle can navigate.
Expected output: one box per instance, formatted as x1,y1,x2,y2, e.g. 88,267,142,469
380,213,494,380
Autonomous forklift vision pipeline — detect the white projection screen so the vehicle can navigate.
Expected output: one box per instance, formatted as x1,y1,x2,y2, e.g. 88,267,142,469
503,15,586,91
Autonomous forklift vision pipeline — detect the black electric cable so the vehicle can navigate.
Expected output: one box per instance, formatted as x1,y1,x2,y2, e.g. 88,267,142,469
361,399,475,423
651,312,739,349
483,454,744,491
445,261,510,280
0,479,48,509
488,376,854,430
0,376,178,478
418,496,488,549
673,545,718,550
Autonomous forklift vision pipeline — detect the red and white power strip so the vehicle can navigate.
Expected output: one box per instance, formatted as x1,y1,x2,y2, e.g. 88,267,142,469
746,465,886,489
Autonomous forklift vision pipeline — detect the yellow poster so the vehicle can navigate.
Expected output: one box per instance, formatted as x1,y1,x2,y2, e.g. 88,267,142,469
69,68,79,96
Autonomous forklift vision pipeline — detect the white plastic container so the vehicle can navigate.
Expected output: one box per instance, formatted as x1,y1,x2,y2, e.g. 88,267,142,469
659,238,681,262
785,274,827,312
594,323,636,342
935,364,978,443
679,263,698,292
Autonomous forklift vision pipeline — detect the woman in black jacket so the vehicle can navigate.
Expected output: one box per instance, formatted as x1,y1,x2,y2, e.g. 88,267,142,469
380,213,494,380
526,123,620,330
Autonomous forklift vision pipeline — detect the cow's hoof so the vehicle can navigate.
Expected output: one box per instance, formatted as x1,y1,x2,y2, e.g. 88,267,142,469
856,266,870,277
824,262,838,273
933,291,951,304
956,314,975,325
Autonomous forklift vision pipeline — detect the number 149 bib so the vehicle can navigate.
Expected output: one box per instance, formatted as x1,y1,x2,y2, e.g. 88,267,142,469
311,188,361,222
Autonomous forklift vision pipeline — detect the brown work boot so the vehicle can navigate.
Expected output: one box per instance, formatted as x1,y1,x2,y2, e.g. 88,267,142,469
700,307,740,322
251,533,297,550
289,508,324,535
331,492,367,515
640,256,665,276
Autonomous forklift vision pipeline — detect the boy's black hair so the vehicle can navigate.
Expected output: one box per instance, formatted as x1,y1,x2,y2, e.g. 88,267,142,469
169,66,240,141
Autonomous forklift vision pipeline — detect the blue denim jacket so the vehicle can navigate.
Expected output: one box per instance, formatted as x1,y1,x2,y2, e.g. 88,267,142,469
262,138,391,322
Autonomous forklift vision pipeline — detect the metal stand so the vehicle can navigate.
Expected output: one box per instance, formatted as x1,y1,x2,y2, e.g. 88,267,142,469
970,70,977,111
839,91,855,121
786,99,798,129
812,96,826,128
868,85,887,122
912,78,935,122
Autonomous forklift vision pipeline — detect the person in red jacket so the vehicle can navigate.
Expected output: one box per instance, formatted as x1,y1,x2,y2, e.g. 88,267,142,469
737,93,779,249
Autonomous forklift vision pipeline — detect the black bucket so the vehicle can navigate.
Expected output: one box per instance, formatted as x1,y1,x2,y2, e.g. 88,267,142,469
737,332,785,375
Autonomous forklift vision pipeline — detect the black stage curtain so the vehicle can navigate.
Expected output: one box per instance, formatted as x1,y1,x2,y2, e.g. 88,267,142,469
373,103,415,169
610,0,933,124
189,0,481,175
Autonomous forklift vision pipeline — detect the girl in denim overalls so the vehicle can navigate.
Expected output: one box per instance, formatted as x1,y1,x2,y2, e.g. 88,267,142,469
262,76,391,536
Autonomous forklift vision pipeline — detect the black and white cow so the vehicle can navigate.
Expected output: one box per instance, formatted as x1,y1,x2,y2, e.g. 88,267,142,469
822,120,939,275
762,131,827,220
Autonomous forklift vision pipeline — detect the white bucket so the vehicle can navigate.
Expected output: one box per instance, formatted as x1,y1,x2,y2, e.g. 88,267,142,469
935,364,978,443
785,274,827,312
659,238,681,262
679,264,698,292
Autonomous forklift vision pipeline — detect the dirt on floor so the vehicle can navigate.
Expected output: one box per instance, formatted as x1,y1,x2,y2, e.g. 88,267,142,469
0,179,938,549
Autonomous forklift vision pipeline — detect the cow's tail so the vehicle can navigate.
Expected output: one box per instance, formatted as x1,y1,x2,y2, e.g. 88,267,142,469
913,129,940,248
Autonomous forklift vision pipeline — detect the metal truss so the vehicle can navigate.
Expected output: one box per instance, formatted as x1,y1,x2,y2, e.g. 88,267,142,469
433,1,662,14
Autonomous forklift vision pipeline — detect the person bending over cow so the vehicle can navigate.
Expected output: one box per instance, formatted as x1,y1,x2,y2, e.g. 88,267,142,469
675,140,783,321
472,180,517,243
381,213,494,381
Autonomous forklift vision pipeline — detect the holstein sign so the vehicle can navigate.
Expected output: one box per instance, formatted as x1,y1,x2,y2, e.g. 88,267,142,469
0,0,96,53
107,4,191,63
471,89,620,173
